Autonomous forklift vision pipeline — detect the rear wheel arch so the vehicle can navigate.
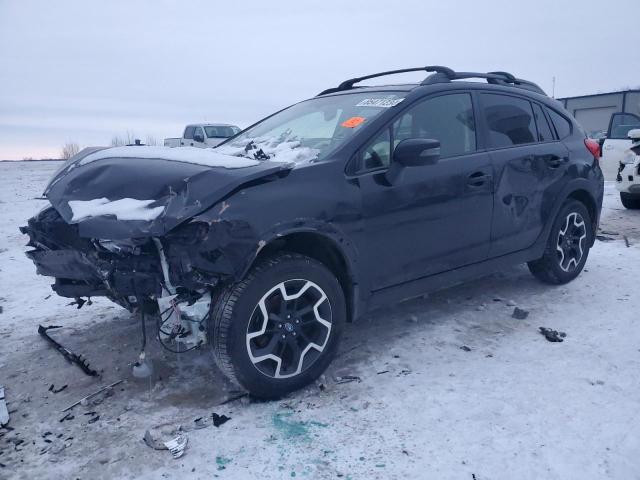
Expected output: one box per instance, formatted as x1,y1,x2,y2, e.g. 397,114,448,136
567,188,597,232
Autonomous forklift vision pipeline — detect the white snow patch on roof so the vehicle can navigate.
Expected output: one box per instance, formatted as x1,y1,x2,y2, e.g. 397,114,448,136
68,198,165,222
78,146,260,168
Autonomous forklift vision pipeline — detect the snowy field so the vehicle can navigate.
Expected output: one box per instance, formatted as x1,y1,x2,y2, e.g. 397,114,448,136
0,160,639,480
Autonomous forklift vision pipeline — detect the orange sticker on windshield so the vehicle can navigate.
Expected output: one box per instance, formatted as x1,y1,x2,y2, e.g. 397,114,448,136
341,116,366,128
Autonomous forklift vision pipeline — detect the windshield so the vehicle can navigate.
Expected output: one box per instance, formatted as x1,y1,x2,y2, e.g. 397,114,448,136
205,125,240,138
216,92,407,163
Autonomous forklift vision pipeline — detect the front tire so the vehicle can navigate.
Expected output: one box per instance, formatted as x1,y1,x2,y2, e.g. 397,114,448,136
210,253,345,399
528,199,593,285
620,192,640,209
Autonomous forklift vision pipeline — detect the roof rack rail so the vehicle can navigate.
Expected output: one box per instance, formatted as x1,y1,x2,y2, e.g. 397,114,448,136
317,66,455,96
318,66,546,96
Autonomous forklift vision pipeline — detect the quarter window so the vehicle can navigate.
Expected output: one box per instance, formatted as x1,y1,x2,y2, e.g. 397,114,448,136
393,93,476,157
481,94,537,147
546,108,572,139
532,103,554,142
361,128,391,170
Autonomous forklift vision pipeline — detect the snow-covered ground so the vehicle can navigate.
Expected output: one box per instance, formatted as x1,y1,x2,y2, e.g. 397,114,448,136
0,160,638,480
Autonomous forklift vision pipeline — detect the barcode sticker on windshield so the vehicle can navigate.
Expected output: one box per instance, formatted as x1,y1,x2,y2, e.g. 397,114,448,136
356,98,404,108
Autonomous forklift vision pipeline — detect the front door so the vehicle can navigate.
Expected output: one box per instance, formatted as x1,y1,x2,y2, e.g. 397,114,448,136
355,92,494,290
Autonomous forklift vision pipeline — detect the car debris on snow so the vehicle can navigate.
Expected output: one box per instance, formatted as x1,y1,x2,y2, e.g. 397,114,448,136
595,234,615,242
61,380,122,412
143,429,168,450
0,386,9,427
48,384,67,394
512,307,529,320
164,434,188,459
38,325,98,377
334,375,361,384
539,327,567,342
143,430,188,458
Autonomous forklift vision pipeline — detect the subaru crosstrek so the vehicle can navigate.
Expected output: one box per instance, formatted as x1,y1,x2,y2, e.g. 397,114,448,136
21,66,604,398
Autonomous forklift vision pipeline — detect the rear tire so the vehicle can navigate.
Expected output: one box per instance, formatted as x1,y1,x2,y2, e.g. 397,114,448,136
620,192,640,209
210,252,345,399
528,199,593,285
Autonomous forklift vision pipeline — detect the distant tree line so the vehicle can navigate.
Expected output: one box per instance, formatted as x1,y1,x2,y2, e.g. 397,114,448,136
59,131,159,160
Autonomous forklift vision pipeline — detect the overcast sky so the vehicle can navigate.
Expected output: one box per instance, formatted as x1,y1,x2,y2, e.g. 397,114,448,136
1,0,639,160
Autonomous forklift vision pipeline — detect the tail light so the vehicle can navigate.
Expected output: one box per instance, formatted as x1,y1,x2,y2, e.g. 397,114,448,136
584,138,601,161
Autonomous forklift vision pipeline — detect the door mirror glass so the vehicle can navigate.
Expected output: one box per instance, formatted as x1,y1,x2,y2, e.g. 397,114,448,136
193,133,204,143
393,138,440,166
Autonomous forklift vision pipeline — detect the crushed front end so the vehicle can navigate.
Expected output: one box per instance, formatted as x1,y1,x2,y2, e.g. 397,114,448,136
20,206,225,351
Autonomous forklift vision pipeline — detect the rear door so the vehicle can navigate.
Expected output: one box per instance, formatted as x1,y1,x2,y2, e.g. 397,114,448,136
356,92,494,290
480,93,570,257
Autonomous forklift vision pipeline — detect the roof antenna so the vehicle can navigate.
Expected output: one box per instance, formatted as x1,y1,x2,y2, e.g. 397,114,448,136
552,76,556,98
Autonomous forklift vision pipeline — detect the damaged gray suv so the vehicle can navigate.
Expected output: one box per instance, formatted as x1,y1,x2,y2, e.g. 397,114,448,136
21,66,604,398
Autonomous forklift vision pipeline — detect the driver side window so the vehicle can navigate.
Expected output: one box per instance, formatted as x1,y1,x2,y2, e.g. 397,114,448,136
356,93,476,173
393,93,476,157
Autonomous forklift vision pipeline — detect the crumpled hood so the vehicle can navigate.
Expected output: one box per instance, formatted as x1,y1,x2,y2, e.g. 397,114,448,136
44,146,292,239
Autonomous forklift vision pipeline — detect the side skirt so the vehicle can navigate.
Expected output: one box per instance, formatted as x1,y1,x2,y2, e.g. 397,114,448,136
366,242,545,313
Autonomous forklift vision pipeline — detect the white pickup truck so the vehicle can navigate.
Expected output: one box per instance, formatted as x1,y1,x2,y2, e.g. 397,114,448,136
164,123,241,148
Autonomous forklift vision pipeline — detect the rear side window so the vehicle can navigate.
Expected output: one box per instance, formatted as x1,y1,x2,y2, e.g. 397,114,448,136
532,103,554,142
546,108,572,139
481,94,537,148
184,126,195,139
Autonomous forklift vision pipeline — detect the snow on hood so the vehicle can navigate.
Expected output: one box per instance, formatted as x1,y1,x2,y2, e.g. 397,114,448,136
78,146,261,168
68,198,165,222
216,135,319,164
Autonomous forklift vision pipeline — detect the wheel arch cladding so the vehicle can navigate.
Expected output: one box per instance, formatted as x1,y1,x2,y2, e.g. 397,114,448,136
567,189,597,227
248,231,357,322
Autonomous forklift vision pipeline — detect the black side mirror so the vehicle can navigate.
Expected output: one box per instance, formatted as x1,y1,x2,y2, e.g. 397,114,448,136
193,134,204,143
393,138,441,167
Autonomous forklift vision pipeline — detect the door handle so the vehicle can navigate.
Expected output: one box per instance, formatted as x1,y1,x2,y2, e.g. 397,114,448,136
467,171,492,187
545,155,567,169
604,145,614,150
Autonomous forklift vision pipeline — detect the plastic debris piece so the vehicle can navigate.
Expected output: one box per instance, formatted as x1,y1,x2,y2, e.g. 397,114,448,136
59,412,74,422
38,324,98,377
143,430,167,450
0,386,9,427
335,375,361,384
512,307,529,320
164,434,188,459
539,327,566,343
212,413,230,427
460,345,472,352
49,384,68,394
61,380,123,412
